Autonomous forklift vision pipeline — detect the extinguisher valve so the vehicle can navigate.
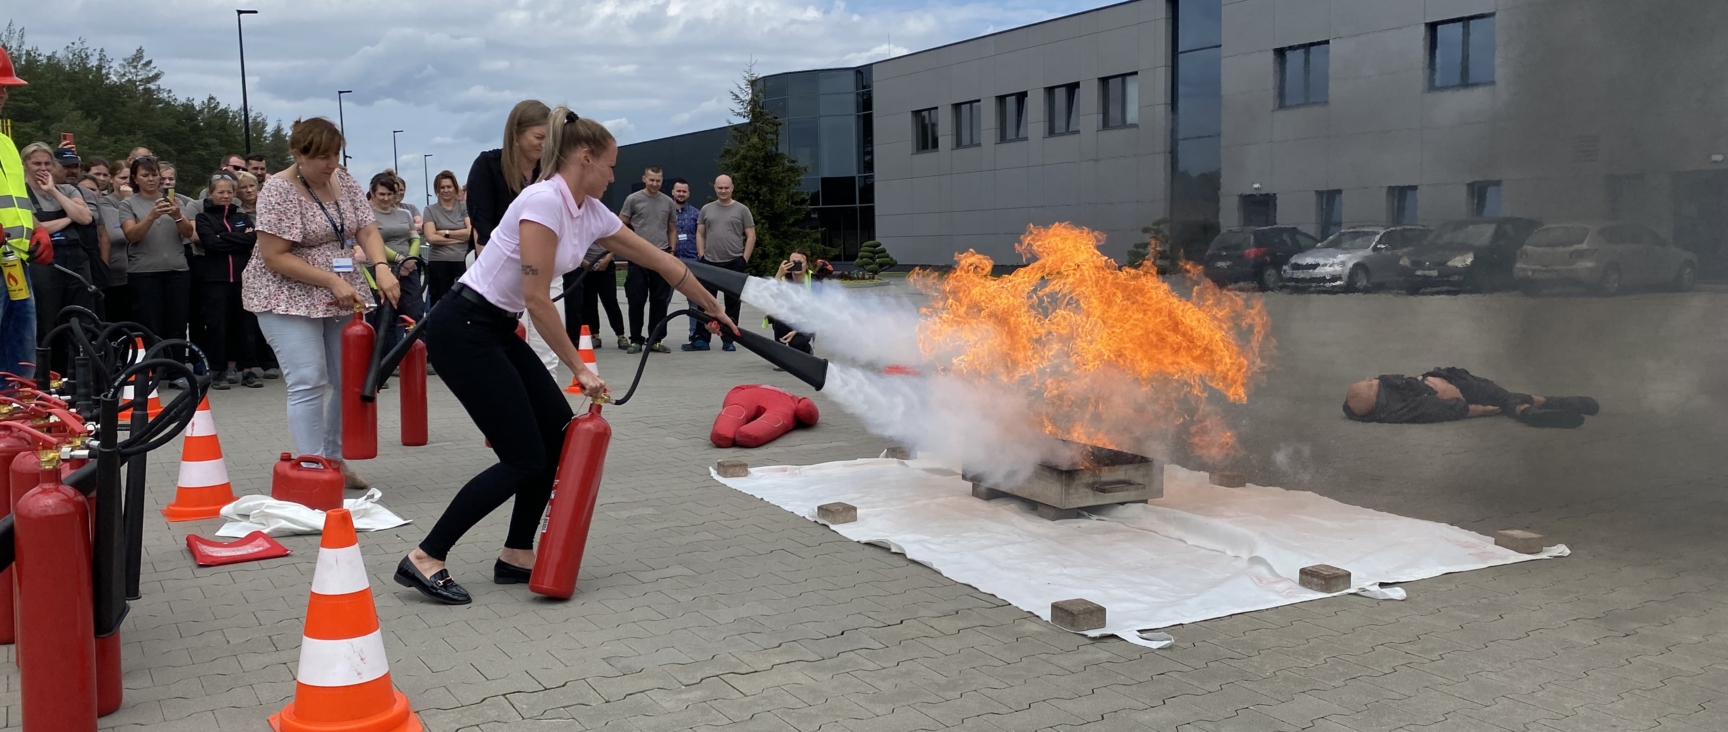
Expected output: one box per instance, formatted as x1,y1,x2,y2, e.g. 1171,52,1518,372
37,449,59,470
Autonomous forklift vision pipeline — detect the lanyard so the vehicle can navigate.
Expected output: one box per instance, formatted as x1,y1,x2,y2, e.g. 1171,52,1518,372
299,173,347,244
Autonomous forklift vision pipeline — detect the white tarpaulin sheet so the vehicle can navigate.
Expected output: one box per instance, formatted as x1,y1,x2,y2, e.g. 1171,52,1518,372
215,488,412,538
712,458,1566,647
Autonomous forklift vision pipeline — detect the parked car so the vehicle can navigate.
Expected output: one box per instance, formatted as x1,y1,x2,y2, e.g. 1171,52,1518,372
1514,221,1698,296
1203,226,1321,291
1282,226,1431,292
1398,217,1543,294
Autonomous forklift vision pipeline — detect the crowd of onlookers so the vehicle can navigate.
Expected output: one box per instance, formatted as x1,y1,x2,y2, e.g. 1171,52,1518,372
16,137,482,390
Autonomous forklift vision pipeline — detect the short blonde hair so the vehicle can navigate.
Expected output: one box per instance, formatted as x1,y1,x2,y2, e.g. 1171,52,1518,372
236,171,258,187
18,142,54,164
290,117,344,159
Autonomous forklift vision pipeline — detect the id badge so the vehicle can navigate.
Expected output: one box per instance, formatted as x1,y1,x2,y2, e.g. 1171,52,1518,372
332,257,355,273
677,233,690,242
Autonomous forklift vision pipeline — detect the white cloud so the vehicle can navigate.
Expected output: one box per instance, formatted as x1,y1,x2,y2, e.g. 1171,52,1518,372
8,0,1103,198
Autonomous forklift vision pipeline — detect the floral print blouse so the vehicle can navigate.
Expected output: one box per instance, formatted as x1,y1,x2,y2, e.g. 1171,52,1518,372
242,169,376,318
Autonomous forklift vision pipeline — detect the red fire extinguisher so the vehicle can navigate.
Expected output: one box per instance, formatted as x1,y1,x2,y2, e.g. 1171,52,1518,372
14,450,97,731
0,422,58,646
529,401,612,599
400,330,428,447
341,309,377,460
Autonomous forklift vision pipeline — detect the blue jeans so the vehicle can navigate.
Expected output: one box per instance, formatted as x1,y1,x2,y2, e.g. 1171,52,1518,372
254,312,344,458
0,270,37,378
678,255,700,340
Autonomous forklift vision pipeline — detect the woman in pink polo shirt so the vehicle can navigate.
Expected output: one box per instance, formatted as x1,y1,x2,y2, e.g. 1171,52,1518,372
395,106,737,604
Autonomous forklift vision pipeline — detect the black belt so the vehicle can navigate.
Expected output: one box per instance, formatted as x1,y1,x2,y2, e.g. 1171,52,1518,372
447,282,520,320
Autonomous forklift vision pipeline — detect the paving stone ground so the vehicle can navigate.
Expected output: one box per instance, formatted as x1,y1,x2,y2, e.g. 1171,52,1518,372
4,284,1724,732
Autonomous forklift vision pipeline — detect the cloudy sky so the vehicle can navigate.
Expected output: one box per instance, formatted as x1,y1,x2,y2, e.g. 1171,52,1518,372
11,0,1105,202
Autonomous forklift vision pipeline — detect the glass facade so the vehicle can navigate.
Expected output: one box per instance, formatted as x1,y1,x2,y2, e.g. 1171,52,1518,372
763,67,876,262
1171,0,1223,259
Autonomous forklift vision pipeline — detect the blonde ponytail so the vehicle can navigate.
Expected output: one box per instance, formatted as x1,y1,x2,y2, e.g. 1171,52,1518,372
539,106,615,182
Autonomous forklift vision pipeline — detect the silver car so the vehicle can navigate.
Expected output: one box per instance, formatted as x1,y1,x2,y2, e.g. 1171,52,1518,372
1515,221,1699,296
1282,226,1431,292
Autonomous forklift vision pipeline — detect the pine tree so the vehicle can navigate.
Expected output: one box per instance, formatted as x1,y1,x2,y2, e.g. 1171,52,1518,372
716,66,817,276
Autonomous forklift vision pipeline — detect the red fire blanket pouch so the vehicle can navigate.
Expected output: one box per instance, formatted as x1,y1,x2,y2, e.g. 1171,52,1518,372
711,384,820,448
185,531,291,566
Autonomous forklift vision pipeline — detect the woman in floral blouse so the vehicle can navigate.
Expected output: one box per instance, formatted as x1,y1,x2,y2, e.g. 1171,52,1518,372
243,118,400,489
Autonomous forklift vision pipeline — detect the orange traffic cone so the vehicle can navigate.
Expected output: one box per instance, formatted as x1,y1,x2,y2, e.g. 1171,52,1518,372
270,508,421,732
162,397,236,521
564,325,599,394
118,338,163,421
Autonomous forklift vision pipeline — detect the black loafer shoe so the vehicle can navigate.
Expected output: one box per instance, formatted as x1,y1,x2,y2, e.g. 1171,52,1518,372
394,556,471,605
1543,396,1599,416
494,560,532,584
1517,408,1586,429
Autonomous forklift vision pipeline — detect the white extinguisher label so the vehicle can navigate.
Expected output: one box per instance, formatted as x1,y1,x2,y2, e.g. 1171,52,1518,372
539,484,557,535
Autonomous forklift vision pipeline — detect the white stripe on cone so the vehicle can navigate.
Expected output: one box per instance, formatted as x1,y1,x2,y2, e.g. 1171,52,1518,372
295,630,390,687
187,407,216,437
310,545,370,596
176,459,231,489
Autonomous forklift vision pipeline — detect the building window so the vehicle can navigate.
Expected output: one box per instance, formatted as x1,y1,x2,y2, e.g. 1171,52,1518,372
1387,186,1418,226
1240,194,1277,227
1046,82,1081,136
997,93,1028,142
1277,42,1329,108
1316,190,1343,238
1100,74,1139,129
953,100,982,148
1430,14,1495,89
1469,180,1502,217
912,108,939,153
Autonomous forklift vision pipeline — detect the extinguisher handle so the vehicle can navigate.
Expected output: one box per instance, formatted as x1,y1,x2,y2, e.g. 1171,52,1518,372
0,421,62,448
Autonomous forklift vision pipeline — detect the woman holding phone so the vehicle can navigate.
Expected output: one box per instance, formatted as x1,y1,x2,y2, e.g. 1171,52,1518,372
118,155,195,379
395,107,735,605
243,118,399,489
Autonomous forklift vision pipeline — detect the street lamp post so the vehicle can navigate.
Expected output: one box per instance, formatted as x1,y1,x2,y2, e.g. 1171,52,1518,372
422,154,433,208
236,10,258,156
391,129,404,172
336,90,353,166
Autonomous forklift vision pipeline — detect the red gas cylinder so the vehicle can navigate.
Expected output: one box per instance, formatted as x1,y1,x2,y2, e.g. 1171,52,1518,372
14,451,97,731
529,402,612,599
340,310,377,460
401,339,427,446
0,423,58,646
270,453,344,511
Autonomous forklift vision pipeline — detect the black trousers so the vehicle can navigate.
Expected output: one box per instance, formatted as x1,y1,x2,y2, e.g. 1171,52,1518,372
128,270,191,362
1424,367,1535,412
31,257,99,375
692,257,746,345
625,263,672,344
419,289,574,560
194,280,257,369
426,261,466,310
579,267,623,338
103,283,132,326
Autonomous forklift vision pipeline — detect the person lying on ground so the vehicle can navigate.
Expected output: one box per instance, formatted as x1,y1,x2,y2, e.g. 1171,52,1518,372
1343,367,1598,428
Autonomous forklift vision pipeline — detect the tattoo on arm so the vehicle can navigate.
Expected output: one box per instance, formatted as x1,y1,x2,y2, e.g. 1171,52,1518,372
521,264,540,276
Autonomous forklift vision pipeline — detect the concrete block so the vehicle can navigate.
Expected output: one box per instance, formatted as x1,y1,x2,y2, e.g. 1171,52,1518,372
1209,471,1247,488
817,502,857,525
715,460,749,478
1495,530,1545,555
1035,504,1080,521
1300,564,1352,593
1050,599,1106,632
971,484,1007,501
884,446,916,460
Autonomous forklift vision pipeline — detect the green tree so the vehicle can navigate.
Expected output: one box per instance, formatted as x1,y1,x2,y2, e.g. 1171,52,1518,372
1128,217,1169,270
0,23,292,177
716,66,817,276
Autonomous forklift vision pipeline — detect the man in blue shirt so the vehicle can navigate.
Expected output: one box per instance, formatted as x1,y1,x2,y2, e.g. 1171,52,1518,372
669,179,704,346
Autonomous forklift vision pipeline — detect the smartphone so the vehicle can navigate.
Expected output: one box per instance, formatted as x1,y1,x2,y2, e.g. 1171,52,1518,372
791,260,805,272
61,133,74,146
162,188,173,202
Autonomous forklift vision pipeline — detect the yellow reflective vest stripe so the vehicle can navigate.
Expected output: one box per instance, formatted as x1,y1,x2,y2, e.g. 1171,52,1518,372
0,132,33,255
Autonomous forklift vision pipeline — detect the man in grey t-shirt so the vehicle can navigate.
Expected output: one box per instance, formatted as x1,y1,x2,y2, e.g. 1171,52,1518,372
617,167,679,352
686,174,756,351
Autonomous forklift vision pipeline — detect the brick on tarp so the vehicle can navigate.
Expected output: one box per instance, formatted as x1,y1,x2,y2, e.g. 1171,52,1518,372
1209,471,1247,488
715,460,749,478
1495,529,1545,554
816,502,857,524
1300,564,1352,593
1050,599,1106,632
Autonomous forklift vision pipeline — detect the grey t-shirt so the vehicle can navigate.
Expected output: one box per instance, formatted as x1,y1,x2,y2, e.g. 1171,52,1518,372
97,194,130,284
373,207,417,260
118,194,190,273
698,201,754,262
424,201,468,263
619,190,677,252
24,184,81,216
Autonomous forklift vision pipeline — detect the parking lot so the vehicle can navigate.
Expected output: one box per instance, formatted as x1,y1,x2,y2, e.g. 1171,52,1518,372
17,284,1728,732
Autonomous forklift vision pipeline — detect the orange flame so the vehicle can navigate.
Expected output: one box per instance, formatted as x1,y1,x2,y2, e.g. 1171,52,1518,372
911,223,1270,462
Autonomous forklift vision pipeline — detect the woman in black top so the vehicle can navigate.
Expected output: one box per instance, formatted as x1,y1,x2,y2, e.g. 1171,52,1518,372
464,99,548,256
193,173,262,388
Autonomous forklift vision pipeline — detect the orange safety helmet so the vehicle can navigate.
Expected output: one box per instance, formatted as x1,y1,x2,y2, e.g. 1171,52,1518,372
0,46,27,87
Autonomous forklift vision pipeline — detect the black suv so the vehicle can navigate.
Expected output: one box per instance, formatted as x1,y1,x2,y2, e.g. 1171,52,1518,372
1398,217,1543,294
1203,226,1321,291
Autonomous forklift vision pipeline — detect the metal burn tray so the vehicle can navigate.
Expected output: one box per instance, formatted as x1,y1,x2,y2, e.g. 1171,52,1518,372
964,440,1164,520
